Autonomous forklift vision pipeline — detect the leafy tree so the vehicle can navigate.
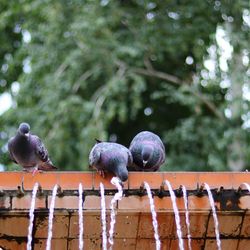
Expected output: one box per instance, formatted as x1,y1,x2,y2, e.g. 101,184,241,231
0,0,249,171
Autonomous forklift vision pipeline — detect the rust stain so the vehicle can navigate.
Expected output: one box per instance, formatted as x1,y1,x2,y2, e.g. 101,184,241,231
214,190,241,211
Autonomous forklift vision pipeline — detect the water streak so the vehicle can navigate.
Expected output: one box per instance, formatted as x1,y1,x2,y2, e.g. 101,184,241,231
204,183,221,250
27,182,39,250
144,181,161,250
100,183,107,250
182,185,192,250
242,182,250,193
46,184,58,250
108,177,123,250
78,183,84,250
164,180,184,250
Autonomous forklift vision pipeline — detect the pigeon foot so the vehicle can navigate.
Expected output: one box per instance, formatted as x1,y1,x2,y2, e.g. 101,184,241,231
97,170,105,178
32,168,43,176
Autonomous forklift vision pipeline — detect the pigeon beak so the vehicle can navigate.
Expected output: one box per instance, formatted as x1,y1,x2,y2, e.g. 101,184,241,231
24,132,30,138
143,160,147,167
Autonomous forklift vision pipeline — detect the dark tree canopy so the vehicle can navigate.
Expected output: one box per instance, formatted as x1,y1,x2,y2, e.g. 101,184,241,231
0,1,250,171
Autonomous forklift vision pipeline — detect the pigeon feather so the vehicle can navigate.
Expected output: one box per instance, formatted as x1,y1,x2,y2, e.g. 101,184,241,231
89,142,132,182
8,123,57,172
129,131,166,171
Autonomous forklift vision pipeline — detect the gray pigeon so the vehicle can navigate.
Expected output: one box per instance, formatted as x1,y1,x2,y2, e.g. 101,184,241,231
8,123,57,173
129,131,166,171
89,141,133,182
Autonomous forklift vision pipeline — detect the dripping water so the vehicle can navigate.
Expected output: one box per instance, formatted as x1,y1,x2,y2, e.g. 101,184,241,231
100,183,107,250
164,180,184,250
144,181,161,250
182,185,192,250
27,182,39,250
242,182,250,193
204,183,221,250
46,184,58,250
108,177,123,250
78,183,84,250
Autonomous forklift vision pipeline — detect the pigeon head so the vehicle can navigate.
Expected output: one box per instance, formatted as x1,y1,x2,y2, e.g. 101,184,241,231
142,145,153,166
115,164,128,182
18,123,30,137
118,170,128,182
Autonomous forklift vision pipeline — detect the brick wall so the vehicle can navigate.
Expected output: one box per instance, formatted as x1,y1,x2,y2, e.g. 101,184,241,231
0,172,249,249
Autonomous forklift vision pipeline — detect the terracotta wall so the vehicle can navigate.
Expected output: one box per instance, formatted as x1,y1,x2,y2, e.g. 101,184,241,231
0,172,250,250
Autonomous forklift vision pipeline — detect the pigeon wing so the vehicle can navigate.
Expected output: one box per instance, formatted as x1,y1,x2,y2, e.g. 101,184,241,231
127,150,133,166
89,145,101,167
33,136,49,162
7,138,17,164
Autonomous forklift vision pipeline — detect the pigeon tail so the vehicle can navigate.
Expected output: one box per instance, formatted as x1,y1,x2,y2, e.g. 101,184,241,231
95,138,102,143
38,160,57,171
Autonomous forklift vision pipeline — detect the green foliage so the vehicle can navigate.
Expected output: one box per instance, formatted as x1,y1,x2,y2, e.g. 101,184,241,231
0,0,250,171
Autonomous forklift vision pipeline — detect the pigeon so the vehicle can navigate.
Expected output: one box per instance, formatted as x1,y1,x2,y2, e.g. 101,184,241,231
129,131,166,171
89,141,133,182
8,122,57,174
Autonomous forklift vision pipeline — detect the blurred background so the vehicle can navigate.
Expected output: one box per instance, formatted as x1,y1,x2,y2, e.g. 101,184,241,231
0,0,250,172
